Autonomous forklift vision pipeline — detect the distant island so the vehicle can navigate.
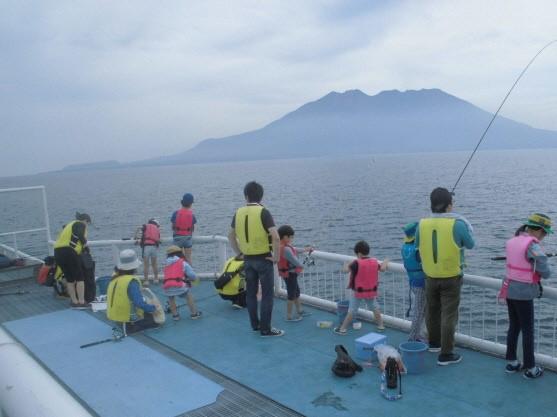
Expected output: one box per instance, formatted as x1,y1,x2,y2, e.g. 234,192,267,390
63,88,557,171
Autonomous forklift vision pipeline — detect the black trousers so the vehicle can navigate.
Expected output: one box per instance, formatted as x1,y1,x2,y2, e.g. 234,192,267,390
506,299,535,369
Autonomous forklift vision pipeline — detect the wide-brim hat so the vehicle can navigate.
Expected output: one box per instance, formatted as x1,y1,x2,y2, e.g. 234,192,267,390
402,222,418,243
117,249,141,270
524,213,553,234
166,245,183,255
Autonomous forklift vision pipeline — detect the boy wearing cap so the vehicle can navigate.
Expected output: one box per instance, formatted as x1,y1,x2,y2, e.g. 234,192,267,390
135,218,161,285
401,222,426,342
416,187,474,366
171,193,197,265
500,213,552,379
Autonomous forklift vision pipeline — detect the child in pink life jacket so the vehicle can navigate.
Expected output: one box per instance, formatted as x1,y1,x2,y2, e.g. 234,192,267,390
171,193,196,265
499,213,552,379
334,240,389,335
163,245,202,321
135,218,161,285
277,225,313,322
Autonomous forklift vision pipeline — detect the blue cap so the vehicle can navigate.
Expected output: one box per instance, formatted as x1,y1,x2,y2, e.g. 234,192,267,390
181,193,194,206
402,222,418,242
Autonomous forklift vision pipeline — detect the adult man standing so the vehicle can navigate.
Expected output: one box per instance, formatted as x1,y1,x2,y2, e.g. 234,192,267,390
228,181,283,337
416,187,474,365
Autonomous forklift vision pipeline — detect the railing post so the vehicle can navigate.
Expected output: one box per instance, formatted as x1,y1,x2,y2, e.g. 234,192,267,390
217,239,227,270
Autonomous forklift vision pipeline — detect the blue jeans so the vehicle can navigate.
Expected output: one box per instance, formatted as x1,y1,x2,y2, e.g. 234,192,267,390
245,258,275,333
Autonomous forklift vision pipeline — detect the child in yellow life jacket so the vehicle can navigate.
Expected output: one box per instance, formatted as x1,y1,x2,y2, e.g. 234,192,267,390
334,240,389,335
163,245,201,321
278,225,313,322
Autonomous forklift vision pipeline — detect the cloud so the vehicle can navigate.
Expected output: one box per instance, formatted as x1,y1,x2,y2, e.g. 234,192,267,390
1,0,556,176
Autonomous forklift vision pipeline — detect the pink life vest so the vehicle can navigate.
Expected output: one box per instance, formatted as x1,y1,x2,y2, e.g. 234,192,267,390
142,223,160,246
351,258,379,299
174,208,193,236
505,234,541,284
278,243,303,278
163,259,187,289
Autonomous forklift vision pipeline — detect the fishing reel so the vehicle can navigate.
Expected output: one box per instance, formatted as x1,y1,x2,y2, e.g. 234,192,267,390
303,249,315,267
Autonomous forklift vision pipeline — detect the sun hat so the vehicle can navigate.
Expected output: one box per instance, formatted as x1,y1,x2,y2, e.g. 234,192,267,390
181,193,194,206
402,222,418,243
117,249,141,271
148,218,160,227
75,212,92,224
430,187,453,212
524,213,553,234
166,245,183,256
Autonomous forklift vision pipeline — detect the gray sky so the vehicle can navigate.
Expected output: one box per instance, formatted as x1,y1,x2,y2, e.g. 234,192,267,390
1,0,556,177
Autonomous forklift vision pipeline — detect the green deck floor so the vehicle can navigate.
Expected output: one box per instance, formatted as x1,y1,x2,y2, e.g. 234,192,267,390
146,281,557,417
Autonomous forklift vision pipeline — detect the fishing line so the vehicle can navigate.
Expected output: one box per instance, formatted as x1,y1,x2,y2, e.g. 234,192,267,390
452,40,557,192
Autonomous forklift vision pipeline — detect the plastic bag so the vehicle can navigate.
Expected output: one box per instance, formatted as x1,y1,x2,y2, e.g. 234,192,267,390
374,344,406,373
141,287,166,324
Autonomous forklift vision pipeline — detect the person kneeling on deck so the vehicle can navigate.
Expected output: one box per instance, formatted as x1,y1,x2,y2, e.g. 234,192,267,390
163,246,202,321
107,249,161,334
334,240,388,335
499,213,552,379
416,187,474,366
215,255,247,309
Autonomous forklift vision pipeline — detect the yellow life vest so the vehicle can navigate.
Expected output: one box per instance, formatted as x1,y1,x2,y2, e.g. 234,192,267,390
106,275,144,323
235,205,271,255
53,221,87,254
418,217,461,278
218,257,245,296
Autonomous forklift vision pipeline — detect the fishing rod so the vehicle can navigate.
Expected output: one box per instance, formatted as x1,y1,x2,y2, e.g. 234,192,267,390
491,253,557,261
452,40,557,193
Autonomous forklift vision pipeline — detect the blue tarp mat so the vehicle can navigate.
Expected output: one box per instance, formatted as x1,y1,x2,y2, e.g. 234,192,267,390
3,310,222,417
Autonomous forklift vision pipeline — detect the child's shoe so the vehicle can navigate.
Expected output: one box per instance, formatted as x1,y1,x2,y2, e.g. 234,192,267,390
190,311,202,320
523,366,543,379
298,310,312,317
505,361,522,374
285,316,303,322
333,327,347,335
172,313,181,321
376,324,385,332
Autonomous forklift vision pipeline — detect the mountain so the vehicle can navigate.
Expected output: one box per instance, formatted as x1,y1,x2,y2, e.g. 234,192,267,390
136,88,557,167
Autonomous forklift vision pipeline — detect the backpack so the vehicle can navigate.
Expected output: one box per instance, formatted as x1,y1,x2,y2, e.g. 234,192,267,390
214,263,244,290
331,345,362,378
381,356,402,400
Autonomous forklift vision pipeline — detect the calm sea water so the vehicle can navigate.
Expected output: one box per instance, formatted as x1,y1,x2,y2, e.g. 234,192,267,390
2,149,557,284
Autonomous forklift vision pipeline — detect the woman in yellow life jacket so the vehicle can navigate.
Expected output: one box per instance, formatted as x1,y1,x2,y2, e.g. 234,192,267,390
53,212,91,309
107,249,160,334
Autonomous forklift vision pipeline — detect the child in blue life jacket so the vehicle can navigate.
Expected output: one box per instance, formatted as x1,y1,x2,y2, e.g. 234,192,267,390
277,225,313,322
334,240,388,335
163,245,202,321
401,222,427,342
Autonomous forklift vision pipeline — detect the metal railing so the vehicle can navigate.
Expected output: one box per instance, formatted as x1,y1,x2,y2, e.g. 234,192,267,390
281,249,557,371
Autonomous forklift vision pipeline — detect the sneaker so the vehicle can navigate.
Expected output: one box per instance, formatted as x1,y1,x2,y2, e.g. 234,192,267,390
172,314,181,321
376,324,385,332
333,327,347,335
190,311,202,320
428,343,442,353
232,303,244,309
523,366,544,379
261,328,285,337
285,316,303,322
70,302,89,310
505,362,522,374
437,353,462,366
298,310,312,317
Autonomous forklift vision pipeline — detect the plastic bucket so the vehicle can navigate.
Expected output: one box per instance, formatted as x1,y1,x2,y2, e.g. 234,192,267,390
96,276,111,296
336,300,349,325
399,341,428,374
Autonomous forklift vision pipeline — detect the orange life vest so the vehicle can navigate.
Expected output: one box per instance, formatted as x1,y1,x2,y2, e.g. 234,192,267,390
278,243,302,278
174,208,193,236
350,258,379,299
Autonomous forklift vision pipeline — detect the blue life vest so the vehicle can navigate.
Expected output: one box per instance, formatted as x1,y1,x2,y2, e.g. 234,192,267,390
401,242,425,287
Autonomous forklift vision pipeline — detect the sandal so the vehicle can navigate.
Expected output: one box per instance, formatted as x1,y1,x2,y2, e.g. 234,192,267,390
172,313,181,321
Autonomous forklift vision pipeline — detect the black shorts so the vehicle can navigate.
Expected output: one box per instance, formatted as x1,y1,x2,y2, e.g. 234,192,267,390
283,273,300,301
54,247,84,283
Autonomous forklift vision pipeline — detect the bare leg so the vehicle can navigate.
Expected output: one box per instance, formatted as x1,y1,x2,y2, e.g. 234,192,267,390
295,298,303,314
286,300,294,319
67,282,78,304
340,311,353,332
143,257,150,282
151,258,159,283
186,292,197,314
374,307,384,328
184,248,192,265
76,281,85,304
168,296,177,316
